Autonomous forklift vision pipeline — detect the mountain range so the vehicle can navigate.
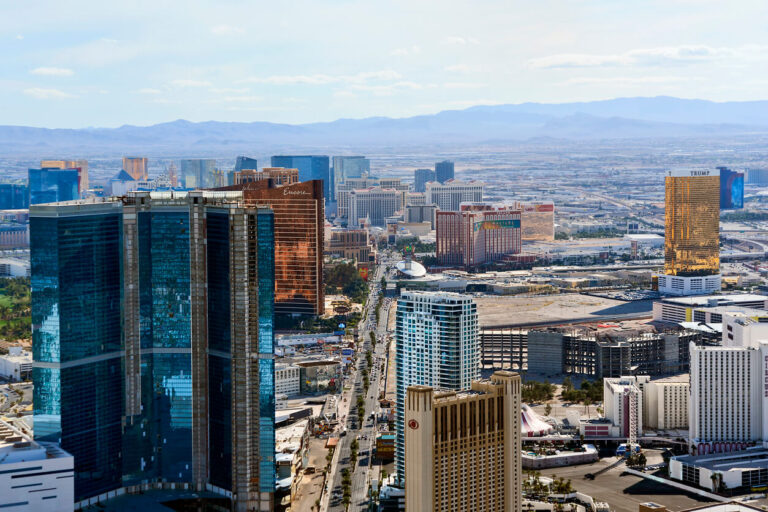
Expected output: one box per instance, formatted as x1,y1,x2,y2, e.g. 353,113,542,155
3,96,768,157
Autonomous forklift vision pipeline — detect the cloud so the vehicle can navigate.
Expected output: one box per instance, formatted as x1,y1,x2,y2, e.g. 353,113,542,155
23,88,76,99
171,79,212,87
349,81,435,96
443,64,474,73
56,38,142,67
210,87,250,94
16,35,23,40
31,67,74,76
136,88,163,94
238,70,401,85
211,25,245,36
562,76,700,85
219,95,263,103
390,45,421,56
333,90,356,99
442,36,479,45
444,82,486,89
528,45,768,69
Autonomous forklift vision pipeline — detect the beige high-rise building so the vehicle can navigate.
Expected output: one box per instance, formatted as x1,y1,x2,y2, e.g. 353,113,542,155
41,159,89,192
405,371,521,512
122,157,148,181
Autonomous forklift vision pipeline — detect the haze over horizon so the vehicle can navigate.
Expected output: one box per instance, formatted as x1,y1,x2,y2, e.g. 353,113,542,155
3,0,768,129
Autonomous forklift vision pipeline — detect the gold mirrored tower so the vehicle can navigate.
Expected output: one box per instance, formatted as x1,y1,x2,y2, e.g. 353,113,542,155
664,169,720,276
658,169,721,296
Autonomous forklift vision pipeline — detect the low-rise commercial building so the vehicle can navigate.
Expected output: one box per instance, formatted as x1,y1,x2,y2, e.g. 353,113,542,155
297,360,341,395
670,448,768,492
0,346,32,382
276,365,301,397
326,229,376,263
651,294,768,324
0,419,74,511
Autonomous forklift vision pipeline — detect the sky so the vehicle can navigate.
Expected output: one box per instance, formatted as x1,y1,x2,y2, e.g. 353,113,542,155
2,0,768,128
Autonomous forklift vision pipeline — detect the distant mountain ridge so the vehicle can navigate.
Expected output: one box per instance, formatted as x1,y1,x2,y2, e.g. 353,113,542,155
3,96,768,156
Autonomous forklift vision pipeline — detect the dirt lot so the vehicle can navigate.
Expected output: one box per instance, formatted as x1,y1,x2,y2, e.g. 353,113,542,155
476,294,653,327
289,437,330,511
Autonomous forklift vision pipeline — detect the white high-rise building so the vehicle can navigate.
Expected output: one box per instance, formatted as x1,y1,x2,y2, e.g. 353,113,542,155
349,187,401,227
395,290,479,484
604,377,646,437
689,311,768,452
425,180,483,212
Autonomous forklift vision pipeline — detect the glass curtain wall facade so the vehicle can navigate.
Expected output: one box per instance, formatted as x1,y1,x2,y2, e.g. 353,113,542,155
664,170,720,276
0,183,29,209
180,159,217,188
32,192,275,510
217,180,324,316
394,291,479,484
32,202,124,500
435,160,455,184
28,168,80,205
332,156,370,200
271,155,330,200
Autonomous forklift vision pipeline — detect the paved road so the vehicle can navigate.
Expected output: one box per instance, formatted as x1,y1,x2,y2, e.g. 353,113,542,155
325,256,393,512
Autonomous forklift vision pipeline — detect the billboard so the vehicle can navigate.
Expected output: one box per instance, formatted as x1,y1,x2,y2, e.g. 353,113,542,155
720,167,744,210
473,219,521,232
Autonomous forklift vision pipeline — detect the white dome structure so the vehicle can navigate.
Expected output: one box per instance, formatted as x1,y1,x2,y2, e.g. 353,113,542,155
521,404,554,437
395,258,427,278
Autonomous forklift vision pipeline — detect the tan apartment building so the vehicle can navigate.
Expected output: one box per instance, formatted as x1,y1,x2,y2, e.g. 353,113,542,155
405,371,521,512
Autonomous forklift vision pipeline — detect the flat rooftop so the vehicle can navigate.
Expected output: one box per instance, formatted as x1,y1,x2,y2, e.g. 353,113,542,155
660,294,768,307
673,447,768,472
651,373,689,384
0,418,70,463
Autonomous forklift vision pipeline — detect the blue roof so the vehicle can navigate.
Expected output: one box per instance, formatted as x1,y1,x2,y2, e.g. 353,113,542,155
112,169,135,181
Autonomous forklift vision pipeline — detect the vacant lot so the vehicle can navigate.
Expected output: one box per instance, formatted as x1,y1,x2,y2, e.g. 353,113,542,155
477,294,653,327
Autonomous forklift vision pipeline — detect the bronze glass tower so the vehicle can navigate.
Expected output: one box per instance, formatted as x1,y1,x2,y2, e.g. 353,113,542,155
217,179,324,316
664,169,720,277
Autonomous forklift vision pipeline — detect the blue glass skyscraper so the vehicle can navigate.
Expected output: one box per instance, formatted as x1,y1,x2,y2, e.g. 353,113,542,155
270,155,330,199
32,191,275,511
32,201,124,499
435,160,455,184
28,168,80,205
0,183,29,209
331,156,370,201
180,159,217,188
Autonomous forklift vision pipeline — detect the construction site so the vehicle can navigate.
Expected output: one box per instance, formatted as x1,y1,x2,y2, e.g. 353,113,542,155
481,324,703,379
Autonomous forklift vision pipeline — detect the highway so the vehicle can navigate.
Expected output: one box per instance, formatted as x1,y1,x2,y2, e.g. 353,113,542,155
325,255,393,512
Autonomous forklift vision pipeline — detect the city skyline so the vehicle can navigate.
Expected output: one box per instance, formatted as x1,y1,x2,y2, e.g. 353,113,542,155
3,0,768,128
